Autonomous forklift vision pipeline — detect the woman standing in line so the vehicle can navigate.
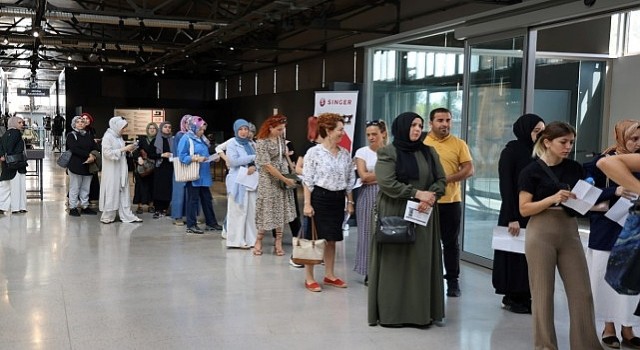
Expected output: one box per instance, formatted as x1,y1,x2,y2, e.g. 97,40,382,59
492,114,545,314
302,113,356,292
585,120,640,349
0,116,28,214
367,112,446,326
518,121,601,350
133,122,157,214
81,112,101,206
170,115,192,226
253,115,297,256
177,116,222,234
225,119,258,248
353,119,387,285
99,117,142,224
149,121,174,218
66,116,99,216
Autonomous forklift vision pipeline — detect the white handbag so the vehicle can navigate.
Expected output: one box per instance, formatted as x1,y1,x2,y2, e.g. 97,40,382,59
292,218,326,265
173,138,200,182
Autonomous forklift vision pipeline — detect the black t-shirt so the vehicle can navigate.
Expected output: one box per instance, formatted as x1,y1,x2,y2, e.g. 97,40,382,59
518,158,585,216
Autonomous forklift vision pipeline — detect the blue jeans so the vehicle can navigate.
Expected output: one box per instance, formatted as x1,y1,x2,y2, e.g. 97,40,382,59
171,177,187,219
186,182,218,228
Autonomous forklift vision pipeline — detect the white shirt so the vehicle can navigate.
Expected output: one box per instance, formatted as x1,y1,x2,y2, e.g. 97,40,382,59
354,146,377,173
303,144,355,193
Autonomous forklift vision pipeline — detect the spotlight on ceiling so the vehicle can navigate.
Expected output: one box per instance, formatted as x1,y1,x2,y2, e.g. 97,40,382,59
3,37,8,45
99,67,104,72
123,68,127,73
32,29,39,38
101,42,106,51
73,65,78,70
188,22,195,31
139,20,146,29
119,18,125,29
153,72,158,77
67,55,72,60
71,15,79,25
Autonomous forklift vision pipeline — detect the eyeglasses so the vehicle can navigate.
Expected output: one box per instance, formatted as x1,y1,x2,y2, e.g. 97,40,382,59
366,120,385,127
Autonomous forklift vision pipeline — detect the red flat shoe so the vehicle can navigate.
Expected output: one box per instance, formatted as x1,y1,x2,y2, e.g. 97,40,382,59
323,277,348,288
305,281,322,292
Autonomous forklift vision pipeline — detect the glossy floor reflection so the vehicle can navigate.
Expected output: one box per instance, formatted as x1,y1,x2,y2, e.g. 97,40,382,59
0,151,580,349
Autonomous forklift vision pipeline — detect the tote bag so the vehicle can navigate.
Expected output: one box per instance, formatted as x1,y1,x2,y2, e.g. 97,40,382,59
173,138,200,182
605,203,640,295
292,218,326,265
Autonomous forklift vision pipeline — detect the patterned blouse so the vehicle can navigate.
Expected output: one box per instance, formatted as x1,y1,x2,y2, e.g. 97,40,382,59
303,144,355,193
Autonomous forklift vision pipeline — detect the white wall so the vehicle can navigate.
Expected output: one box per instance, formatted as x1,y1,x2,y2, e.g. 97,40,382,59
609,54,640,146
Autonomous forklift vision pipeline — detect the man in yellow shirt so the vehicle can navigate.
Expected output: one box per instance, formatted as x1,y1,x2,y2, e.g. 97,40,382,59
424,108,474,297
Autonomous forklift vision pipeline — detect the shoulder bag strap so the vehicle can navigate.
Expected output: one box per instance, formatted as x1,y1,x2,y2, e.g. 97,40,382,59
536,158,567,190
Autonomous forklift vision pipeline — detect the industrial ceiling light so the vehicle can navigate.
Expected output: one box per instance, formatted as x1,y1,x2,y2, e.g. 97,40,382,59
99,67,104,72
67,55,72,60
73,65,78,70
101,42,106,51
188,22,195,31
123,68,127,72
118,18,125,29
3,37,8,45
139,20,146,29
32,29,39,38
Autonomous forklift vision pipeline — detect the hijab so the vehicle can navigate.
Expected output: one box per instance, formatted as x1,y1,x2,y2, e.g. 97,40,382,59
603,119,640,155
71,116,87,135
108,116,128,136
145,122,157,143
513,114,544,148
81,112,94,125
187,116,210,145
154,121,174,157
7,116,23,130
180,114,192,133
392,112,430,183
233,119,255,156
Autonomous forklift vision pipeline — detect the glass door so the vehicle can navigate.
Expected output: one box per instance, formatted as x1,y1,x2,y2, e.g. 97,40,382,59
461,34,527,266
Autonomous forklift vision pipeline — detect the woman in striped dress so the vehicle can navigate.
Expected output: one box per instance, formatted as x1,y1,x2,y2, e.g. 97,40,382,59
353,120,387,285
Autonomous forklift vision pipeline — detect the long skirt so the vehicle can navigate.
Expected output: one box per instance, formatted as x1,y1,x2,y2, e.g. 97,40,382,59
586,248,640,326
354,184,378,276
226,190,257,248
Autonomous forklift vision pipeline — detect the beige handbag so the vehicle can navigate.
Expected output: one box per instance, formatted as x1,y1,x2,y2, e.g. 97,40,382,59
292,218,326,265
173,138,200,182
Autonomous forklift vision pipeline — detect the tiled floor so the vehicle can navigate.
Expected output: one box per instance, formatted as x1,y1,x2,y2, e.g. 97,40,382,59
0,150,583,349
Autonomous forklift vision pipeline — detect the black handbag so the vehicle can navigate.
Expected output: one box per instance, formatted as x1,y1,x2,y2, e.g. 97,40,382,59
5,153,28,170
375,216,416,244
279,173,302,189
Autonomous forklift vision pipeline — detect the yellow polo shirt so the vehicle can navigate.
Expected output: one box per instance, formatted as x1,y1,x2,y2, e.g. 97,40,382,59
424,133,473,203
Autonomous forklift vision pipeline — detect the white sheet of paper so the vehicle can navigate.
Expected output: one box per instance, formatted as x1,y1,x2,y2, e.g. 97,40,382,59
235,166,259,191
491,226,526,254
605,197,635,227
206,153,220,163
563,179,603,215
403,200,432,226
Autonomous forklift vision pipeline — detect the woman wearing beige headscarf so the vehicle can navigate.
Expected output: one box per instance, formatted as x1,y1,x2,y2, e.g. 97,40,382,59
0,116,28,214
99,116,142,223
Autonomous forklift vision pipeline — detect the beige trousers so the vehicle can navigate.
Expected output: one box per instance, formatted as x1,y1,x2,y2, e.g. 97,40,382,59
525,208,602,350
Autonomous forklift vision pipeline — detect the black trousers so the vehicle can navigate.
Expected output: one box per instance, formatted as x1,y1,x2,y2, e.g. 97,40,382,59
439,202,461,282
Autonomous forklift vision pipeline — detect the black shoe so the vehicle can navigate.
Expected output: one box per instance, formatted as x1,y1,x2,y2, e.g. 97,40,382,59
447,280,461,297
186,226,204,234
205,224,223,231
622,335,640,349
153,212,162,219
501,297,530,314
82,207,97,215
602,333,621,349
69,208,81,217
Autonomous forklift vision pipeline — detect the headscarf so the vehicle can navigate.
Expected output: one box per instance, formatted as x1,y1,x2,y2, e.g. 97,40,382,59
248,122,256,136
145,122,157,143
187,116,209,145
513,113,544,148
7,116,23,130
71,116,87,135
154,121,174,161
180,114,192,133
108,116,128,136
392,112,431,183
81,112,94,125
233,119,255,156
603,119,640,155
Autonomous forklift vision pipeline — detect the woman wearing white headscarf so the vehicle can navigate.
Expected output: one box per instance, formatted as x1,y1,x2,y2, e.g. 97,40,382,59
0,116,28,214
66,115,99,216
99,116,142,223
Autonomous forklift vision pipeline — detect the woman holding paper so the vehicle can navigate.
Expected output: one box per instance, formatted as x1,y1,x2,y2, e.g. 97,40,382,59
367,112,446,327
585,119,640,349
518,121,600,350
225,119,258,248
148,121,174,219
493,113,544,314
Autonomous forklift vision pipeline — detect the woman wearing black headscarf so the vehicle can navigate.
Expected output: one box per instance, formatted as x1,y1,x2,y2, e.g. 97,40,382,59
0,116,28,214
492,114,544,314
367,112,447,327
148,121,174,218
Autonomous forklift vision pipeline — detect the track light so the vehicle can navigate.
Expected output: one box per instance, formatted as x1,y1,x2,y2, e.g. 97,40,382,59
188,22,194,31
118,18,125,29
123,68,127,73
139,20,146,29
71,15,79,25
67,55,72,60
32,29,39,38
92,42,98,50
101,42,106,51
73,65,78,70
99,67,104,72
138,44,144,53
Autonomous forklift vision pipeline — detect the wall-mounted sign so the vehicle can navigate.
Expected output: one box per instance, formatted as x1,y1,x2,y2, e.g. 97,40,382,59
114,108,165,136
17,88,50,97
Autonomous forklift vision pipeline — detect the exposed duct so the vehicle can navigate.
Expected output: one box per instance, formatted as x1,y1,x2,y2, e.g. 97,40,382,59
5,35,166,53
0,7,227,31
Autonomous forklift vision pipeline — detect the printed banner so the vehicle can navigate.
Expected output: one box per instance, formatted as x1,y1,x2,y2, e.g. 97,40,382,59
313,91,358,152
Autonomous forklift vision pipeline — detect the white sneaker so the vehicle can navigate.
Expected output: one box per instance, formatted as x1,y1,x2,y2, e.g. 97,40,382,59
289,257,303,268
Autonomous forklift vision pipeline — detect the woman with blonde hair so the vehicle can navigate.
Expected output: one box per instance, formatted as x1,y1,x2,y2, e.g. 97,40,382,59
585,119,640,349
302,113,355,292
353,119,387,284
253,114,296,255
518,121,600,349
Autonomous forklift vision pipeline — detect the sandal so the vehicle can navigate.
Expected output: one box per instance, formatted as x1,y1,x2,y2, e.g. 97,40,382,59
253,232,264,256
274,231,285,256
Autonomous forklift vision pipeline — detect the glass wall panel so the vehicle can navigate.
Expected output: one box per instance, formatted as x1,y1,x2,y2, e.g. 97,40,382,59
463,37,525,261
